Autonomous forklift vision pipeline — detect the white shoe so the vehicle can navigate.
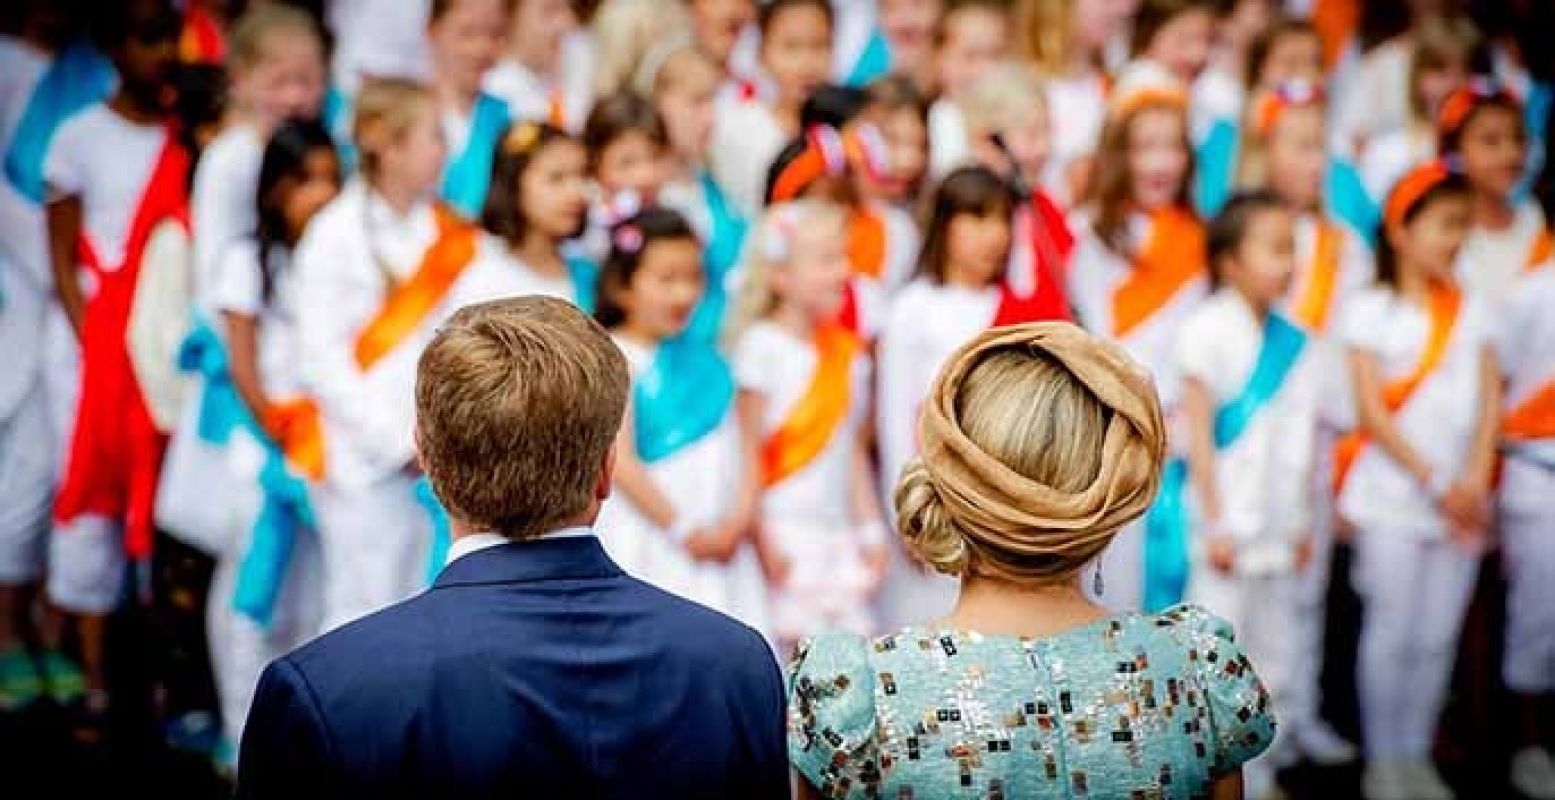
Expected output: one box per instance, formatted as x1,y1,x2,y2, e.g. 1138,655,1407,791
1362,761,1411,800
1295,721,1358,765
1403,760,1455,800
1512,747,1555,800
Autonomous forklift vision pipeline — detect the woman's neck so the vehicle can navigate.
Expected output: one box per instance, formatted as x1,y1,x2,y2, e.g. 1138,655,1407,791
942,573,1111,638
432,72,480,116
516,231,565,276
1473,189,1516,231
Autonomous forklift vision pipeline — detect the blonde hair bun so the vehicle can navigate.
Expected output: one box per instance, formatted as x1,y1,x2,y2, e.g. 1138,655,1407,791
895,322,1167,584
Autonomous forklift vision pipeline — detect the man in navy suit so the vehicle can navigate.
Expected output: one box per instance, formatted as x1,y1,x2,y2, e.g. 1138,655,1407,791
237,297,788,799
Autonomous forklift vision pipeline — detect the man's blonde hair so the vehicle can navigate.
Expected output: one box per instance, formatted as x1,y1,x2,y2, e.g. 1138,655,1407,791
415,297,629,540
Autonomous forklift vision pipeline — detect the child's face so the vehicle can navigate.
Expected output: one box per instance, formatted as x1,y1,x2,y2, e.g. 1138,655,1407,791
522,139,591,240
1074,0,1137,52
880,0,942,67
1458,106,1527,201
280,148,343,242
238,34,327,128
1219,0,1273,52
945,210,1012,286
936,8,1008,98
510,0,577,68
1002,104,1053,188
761,5,833,105
1126,107,1189,210
1265,105,1326,212
430,0,508,90
1416,63,1467,122
117,1,180,109
774,217,851,319
596,132,665,201
1147,9,1214,83
657,75,718,163
616,238,706,340
384,109,449,195
1225,206,1296,308
1257,32,1324,89
1392,195,1471,281
690,0,755,65
865,110,929,202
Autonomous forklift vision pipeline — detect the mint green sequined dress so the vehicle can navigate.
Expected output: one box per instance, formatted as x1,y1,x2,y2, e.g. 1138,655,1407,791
787,605,1275,799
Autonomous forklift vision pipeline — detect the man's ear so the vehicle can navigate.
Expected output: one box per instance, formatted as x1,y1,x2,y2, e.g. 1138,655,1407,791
595,445,617,502
412,423,427,474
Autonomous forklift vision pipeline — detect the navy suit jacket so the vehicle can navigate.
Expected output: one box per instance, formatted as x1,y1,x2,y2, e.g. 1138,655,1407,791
236,535,789,800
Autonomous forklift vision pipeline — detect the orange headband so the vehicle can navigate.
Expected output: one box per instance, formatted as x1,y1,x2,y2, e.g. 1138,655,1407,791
1252,81,1324,138
1384,160,1453,229
769,125,847,203
1109,85,1189,122
1437,78,1517,139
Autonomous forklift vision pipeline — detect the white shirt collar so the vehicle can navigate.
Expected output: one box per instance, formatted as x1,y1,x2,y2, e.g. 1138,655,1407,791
444,526,595,566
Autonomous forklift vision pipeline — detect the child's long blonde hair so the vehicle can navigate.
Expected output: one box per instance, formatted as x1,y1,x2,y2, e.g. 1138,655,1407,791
589,0,693,97
727,199,849,345
960,60,1048,138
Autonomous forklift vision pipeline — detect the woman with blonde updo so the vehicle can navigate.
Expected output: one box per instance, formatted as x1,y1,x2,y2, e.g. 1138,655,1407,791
786,322,1275,800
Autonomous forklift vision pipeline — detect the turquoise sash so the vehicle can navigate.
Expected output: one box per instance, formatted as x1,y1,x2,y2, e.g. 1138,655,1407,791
844,28,892,87
415,476,451,585
439,93,509,219
1193,117,1377,246
175,314,317,627
634,337,736,464
323,85,357,173
683,172,748,345
567,254,600,313
1143,313,1307,611
3,42,115,203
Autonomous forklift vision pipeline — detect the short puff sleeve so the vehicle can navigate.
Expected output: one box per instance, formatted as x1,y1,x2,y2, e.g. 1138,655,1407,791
786,632,881,799
1170,604,1277,775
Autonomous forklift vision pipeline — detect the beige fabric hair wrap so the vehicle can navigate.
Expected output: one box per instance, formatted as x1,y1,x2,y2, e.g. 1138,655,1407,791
907,321,1168,583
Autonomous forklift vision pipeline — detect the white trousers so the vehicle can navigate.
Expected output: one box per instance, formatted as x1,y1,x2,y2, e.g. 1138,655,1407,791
313,475,431,632
1353,527,1479,760
207,525,322,752
1502,497,1555,694
0,380,53,584
46,514,126,614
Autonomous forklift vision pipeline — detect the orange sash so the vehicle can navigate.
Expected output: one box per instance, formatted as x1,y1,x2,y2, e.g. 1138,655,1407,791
1112,207,1205,338
1504,380,1555,441
1312,0,1358,70
1333,285,1463,493
1525,227,1552,274
263,398,327,481
848,209,886,280
761,324,860,488
1291,221,1342,332
547,89,567,130
353,204,478,371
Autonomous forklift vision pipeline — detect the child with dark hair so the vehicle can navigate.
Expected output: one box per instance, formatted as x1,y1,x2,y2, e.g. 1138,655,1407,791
1175,189,1321,799
592,205,769,639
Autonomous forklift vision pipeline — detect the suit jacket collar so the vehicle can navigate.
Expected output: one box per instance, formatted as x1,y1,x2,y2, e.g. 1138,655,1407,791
432,534,623,589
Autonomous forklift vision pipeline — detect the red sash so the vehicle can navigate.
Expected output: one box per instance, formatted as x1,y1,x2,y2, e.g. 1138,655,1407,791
996,192,1075,326
54,128,190,559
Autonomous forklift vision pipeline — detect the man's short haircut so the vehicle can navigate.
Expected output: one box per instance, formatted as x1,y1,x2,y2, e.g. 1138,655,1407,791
415,297,629,540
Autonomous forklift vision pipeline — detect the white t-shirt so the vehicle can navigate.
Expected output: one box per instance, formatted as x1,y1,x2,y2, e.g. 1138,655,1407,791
44,104,166,272
1358,127,1434,207
1287,214,1375,429
1495,268,1555,516
734,320,871,528
1337,286,1492,535
211,239,304,402
453,235,578,306
1333,37,1411,153
0,37,51,285
927,98,969,180
1043,73,1109,205
191,124,264,303
1176,290,1319,566
1457,202,1547,302
481,32,594,132
876,279,999,498
1191,66,1244,145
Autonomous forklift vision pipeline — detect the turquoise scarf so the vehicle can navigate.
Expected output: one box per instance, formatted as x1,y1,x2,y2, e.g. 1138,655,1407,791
682,172,748,345
634,337,735,464
3,42,115,203
1143,313,1307,611
439,93,509,219
844,28,892,88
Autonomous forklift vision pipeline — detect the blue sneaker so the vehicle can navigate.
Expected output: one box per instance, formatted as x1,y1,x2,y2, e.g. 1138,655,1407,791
0,648,42,710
